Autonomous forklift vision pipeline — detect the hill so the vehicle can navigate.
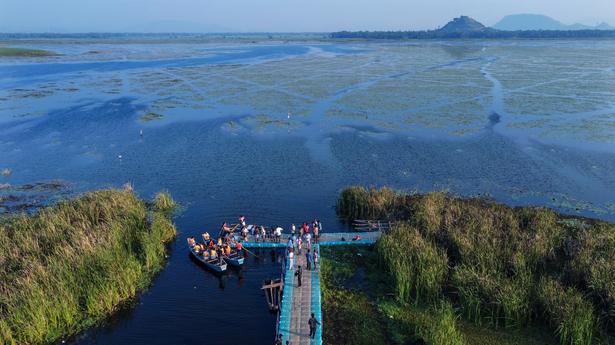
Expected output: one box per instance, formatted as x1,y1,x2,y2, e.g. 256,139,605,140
439,15,486,33
330,15,615,39
494,14,613,31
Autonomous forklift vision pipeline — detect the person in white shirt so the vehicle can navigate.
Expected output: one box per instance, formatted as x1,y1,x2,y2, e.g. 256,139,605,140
288,249,294,270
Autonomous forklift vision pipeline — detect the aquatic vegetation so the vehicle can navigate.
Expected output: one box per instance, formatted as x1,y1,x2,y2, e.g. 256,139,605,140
321,247,388,345
336,186,615,344
418,300,467,345
336,186,401,220
139,112,164,122
0,47,55,57
0,188,177,345
152,190,176,213
377,225,448,304
0,181,71,214
321,246,560,345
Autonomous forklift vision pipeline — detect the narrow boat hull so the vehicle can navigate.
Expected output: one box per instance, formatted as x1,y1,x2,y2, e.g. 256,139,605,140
225,255,245,267
189,248,227,272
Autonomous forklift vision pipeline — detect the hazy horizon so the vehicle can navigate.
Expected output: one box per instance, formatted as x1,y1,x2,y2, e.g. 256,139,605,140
1,0,614,33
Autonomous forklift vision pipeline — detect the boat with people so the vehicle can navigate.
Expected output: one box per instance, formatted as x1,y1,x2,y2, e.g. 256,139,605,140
223,249,245,267
187,237,227,272
201,232,245,267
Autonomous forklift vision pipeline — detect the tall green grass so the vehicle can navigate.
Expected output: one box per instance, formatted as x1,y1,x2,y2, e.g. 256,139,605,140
376,225,448,304
418,300,468,345
538,278,595,345
153,190,177,214
337,186,615,345
337,186,402,220
0,188,176,345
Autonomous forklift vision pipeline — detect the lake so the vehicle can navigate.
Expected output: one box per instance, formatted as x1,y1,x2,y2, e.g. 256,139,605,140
1,37,615,344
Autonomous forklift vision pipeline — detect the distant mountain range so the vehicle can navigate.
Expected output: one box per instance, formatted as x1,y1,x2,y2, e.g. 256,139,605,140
493,14,613,31
331,15,615,39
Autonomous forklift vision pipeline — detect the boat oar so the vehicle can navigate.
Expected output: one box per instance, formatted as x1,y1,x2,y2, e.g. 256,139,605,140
242,246,260,259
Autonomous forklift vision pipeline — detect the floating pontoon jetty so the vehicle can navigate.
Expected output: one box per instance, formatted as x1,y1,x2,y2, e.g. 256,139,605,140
244,230,383,345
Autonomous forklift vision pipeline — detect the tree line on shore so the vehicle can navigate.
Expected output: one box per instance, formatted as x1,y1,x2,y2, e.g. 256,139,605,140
331,29,615,40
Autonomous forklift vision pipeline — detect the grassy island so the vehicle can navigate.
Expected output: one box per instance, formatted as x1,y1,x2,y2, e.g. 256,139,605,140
0,188,177,345
0,47,56,57
323,187,614,345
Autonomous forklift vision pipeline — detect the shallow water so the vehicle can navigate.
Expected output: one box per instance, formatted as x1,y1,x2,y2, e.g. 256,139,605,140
1,38,615,344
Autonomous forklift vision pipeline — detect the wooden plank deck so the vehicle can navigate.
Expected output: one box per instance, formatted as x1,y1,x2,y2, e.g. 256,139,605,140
288,247,314,345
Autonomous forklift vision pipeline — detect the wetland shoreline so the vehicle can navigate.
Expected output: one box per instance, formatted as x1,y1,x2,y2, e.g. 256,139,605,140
325,186,615,345
0,188,176,345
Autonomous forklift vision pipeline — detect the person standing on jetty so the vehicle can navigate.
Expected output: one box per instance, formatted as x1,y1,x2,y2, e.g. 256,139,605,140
288,249,294,270
308,313,320,339
305,249,312,270
305,232,312,251
295,265,303,287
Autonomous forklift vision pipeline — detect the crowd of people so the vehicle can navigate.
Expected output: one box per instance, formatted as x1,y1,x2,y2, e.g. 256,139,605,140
188,215,323,345
188,216,323,267
187,228,244,263
285,219,321,271
230,216,323,244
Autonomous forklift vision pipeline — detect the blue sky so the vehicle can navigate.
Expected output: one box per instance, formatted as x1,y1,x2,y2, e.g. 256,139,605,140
1,0,613,32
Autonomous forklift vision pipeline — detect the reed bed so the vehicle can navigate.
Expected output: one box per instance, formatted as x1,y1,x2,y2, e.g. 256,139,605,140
376,225,448,304
338,186,615,345
0,188,177,345
419,300,467,345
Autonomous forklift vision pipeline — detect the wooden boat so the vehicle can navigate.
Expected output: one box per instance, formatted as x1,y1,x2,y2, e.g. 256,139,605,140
223,249,244,267
188,240,227,273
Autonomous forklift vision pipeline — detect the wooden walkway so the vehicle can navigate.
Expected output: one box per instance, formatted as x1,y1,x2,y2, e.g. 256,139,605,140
244,231,382,345
289,245,314,345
